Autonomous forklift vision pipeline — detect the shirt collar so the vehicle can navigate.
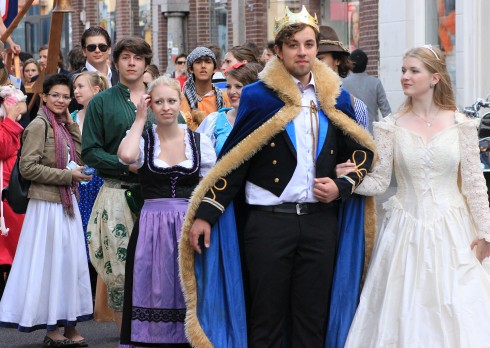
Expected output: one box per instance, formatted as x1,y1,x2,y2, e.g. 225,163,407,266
115,82,131,97
85,61,113,81
292,73,316,94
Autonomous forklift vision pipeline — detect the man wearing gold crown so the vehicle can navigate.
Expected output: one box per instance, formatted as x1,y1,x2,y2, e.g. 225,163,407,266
179,6,377,348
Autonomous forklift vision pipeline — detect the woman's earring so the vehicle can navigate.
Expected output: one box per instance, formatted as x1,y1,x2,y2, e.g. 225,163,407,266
430,82,434,89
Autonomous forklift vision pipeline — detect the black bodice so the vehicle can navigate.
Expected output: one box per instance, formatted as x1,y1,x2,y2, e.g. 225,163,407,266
138,127,201,199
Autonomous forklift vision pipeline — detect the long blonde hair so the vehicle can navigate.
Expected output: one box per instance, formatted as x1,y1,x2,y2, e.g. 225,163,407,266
400,46,456,113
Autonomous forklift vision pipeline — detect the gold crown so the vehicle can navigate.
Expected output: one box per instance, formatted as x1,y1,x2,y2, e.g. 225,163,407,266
273,5,319,37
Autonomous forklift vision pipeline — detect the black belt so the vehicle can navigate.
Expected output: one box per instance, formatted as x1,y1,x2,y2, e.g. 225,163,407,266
249,202,338,215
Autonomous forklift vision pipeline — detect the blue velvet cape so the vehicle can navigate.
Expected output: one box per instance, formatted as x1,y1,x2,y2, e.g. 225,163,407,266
194,81,366,348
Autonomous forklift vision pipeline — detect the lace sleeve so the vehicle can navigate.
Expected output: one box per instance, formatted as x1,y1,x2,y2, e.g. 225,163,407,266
458,117,490,241
354,118,395,196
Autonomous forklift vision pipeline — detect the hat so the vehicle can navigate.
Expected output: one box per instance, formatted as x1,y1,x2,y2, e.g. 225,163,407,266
186,47,217,71
273,5,319,38
317,26,349,56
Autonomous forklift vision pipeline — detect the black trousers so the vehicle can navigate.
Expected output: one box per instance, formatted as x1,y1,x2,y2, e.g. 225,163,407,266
243,206,339,348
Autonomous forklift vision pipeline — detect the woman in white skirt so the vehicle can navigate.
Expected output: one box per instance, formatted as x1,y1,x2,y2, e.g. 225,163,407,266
0,74,94,347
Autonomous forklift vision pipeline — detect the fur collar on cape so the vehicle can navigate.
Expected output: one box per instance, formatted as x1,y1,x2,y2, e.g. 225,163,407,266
178,56,378,347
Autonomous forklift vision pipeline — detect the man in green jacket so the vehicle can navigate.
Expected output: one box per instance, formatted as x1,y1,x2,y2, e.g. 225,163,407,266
81,37,153,335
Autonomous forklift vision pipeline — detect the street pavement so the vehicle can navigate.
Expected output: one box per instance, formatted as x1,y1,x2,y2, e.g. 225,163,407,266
0,320,119,347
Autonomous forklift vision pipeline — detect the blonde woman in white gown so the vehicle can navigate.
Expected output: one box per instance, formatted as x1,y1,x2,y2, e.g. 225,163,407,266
339,46,490,347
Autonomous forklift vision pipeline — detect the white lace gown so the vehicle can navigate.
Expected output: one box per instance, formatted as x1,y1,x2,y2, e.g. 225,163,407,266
345,113,490,348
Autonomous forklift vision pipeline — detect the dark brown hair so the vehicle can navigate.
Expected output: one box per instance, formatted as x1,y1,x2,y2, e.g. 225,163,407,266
228,46,259,64
226,62,263,86
333,52,353,78
81,26,111,48
274,23,320,49
112,37,153,66
144,64,160,80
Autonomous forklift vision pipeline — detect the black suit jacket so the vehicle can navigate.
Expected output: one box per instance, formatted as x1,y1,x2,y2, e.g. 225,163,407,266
195,119,373,226
194,61,375,226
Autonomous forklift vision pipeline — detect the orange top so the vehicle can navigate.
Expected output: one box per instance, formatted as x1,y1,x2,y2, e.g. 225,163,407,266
180,91,231,130
181,92,230,116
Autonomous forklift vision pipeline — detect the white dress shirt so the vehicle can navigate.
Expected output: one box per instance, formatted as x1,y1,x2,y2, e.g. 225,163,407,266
245,73,320,205
85,62,113,87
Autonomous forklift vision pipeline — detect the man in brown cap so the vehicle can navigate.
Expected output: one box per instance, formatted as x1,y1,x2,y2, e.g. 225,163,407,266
317,25,368,129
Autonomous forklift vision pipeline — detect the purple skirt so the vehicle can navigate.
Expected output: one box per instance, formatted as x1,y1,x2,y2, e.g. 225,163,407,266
128,198,189,345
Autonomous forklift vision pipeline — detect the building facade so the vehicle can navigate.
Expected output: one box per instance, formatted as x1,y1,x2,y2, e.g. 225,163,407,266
379,0,490,110
14,1,488,111
13,1,377,76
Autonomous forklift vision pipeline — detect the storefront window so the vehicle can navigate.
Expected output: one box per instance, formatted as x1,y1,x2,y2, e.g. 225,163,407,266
267,0,357,49
210,0,228,55
22,3,69,64
323,0,359,50
139,0,151,44
99,0,116,41
268,0,305,40
426,0,456,85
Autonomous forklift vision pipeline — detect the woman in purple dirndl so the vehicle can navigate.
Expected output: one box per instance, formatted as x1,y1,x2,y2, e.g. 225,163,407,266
118,76,216,347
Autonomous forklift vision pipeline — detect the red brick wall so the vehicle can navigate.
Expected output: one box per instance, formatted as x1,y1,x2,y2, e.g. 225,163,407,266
245,0,268,50
116,0,140,38
72,0,99,48
68,0,380,77
359,0,379,76
227,1,233,49
187,0,211,48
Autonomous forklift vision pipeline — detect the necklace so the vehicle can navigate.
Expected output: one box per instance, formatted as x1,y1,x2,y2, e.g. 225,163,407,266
412,108,439,127
196,89,213,102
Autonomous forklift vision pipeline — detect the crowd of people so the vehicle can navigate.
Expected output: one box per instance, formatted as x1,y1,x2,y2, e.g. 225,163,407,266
0,4,490,348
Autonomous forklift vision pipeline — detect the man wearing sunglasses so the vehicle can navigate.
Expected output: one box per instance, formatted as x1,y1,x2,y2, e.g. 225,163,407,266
69,26,119,112
72,26,119,88
171,53,187,89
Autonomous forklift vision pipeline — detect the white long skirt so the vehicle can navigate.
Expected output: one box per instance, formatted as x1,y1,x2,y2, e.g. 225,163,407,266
345,201,490,348
0,196,93,332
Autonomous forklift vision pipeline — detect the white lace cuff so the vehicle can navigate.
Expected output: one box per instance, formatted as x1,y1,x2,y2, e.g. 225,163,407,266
355,117,395,196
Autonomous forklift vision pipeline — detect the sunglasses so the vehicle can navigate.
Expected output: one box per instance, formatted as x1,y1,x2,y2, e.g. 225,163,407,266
85,44,109,52
176,61,186,65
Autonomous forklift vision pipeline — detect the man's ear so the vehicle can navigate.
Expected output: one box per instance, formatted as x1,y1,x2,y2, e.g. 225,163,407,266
274,45,283,60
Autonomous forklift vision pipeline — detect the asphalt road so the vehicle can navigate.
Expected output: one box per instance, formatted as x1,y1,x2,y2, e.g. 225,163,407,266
0,320,119,348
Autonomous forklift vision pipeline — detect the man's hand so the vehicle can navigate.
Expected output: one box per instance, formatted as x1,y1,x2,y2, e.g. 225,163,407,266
189,218,211,254
313,177,340,203
7,39,21,55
